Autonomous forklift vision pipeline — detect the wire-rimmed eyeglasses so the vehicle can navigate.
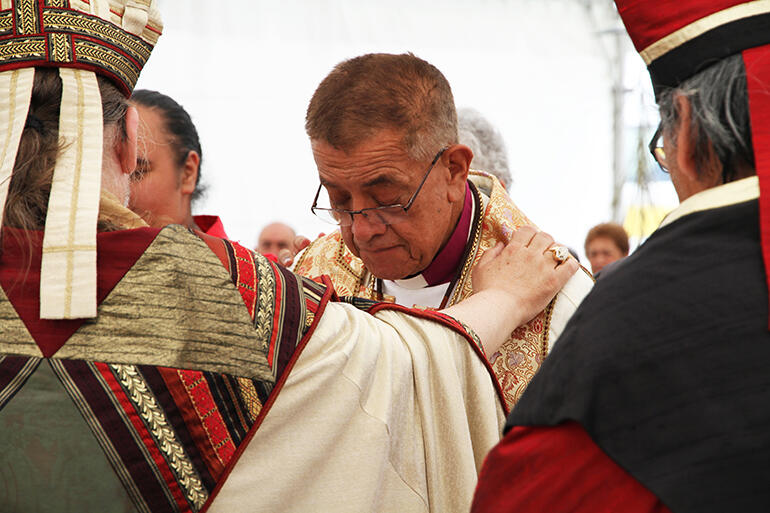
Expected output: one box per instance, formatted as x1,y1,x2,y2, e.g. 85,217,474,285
311,147,448,226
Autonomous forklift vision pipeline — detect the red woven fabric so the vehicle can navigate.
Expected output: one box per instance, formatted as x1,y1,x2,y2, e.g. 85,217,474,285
743,45,770,328
471,422,672,513
194,215,229,239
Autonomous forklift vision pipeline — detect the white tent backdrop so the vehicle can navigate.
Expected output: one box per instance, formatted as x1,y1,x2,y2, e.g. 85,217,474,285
137,0,672,260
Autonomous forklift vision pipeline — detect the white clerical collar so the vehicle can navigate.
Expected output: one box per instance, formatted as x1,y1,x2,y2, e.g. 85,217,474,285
659,176,759,229
391,274,430,290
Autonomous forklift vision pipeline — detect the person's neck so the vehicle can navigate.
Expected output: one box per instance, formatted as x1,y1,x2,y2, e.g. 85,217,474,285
101,165,130,207
182,197,197,230
406,183,473,286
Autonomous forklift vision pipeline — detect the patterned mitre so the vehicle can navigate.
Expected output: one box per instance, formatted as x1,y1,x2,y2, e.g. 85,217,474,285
0,0,162,319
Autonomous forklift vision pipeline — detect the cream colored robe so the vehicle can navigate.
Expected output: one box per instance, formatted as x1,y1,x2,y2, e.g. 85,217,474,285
209,303,505,513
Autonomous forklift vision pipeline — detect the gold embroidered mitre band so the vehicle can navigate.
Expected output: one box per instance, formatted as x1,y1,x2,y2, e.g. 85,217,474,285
0,0,161,95
0,0,162,319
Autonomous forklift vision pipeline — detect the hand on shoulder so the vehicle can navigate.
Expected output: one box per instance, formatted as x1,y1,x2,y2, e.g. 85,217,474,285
443,226,578,355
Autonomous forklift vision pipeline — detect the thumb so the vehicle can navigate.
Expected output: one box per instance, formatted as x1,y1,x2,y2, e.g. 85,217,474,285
478,242,504,267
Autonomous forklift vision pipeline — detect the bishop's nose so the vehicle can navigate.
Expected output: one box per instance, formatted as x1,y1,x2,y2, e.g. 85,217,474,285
350,211,388,242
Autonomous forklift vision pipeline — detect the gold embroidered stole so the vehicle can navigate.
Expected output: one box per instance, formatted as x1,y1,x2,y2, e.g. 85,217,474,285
294,170,555,409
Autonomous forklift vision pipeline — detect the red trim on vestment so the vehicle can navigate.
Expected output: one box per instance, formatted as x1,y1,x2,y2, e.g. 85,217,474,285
0,57,133,96
616,0,745,51
198,275,337,513
229,241,258,319
743,45,770,328
366,301,508,414
471,422,672,513
266,259,285,367
177,369,237,466
94,361,192,513
261,252,279,264
193,215,229,239
157,367,225,480
0,227,160,357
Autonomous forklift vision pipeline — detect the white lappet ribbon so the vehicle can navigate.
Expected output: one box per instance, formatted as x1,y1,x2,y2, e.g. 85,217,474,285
40,68,103,319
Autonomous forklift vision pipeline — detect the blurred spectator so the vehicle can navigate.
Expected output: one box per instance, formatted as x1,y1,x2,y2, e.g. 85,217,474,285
584,222,629,275
458,107,512,190
130,89,228,238
257,222,296,257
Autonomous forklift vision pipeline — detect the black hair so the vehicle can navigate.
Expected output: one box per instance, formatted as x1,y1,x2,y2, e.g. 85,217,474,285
131,89,206,201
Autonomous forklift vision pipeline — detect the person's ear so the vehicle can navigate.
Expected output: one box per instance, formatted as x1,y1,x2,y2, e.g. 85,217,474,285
444,144,472,203
673,94,724,190
118,105,138,175
673,95,700,183
180,150,200,195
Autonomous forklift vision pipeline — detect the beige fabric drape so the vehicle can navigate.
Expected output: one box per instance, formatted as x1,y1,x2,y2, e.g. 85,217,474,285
209,303,505,513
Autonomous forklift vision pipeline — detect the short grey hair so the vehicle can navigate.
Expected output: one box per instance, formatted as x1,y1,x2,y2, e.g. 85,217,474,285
657,54,754,183
305,53,459,163
457,108,512,189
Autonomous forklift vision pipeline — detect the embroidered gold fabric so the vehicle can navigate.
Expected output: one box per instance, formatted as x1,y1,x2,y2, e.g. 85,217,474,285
55,225,275,381
294,170,556,409
237,377,263,423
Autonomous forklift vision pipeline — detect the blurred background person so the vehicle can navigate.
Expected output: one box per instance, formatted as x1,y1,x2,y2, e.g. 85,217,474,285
458,107,512,190
130,89,228,238
584,222,629,275
257,221,296,257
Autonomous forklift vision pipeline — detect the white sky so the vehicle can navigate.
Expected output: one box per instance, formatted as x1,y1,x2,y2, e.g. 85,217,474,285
137,0,677,261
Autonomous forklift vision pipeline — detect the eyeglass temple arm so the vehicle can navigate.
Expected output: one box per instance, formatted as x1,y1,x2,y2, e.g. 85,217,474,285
402,147,448,211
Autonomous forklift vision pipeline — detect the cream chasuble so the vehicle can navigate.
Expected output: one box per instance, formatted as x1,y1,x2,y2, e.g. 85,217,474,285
208,303,505,513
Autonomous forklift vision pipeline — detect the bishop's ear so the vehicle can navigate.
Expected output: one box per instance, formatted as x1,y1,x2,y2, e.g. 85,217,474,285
444,144,473,202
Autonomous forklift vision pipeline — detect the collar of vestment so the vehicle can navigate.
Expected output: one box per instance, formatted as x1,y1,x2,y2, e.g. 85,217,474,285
99,189,149,230
391,183,474,289
660,176,759,229
194,214,229,239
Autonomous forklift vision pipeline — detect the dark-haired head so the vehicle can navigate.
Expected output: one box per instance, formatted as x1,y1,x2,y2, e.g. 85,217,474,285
131,89,205,202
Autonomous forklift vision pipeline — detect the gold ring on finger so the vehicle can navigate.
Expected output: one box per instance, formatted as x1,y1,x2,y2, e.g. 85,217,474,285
548,245,570,264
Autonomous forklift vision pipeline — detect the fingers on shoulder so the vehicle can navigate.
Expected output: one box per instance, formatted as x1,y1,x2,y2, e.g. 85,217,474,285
529,231,555,253
479,242,505,266
510,225,538,247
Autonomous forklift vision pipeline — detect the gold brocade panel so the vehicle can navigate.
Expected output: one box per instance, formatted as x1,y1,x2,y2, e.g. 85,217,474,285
294,171,555,410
